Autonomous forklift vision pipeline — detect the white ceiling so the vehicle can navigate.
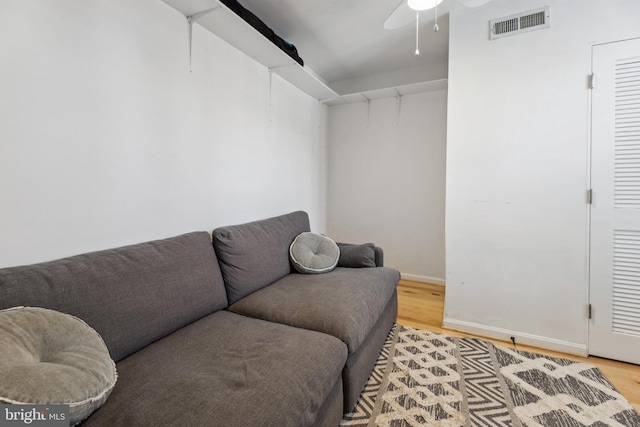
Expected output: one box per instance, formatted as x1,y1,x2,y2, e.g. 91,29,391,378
234,0,462,90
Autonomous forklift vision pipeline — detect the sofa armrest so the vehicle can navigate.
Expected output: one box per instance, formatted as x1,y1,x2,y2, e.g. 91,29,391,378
374,246,384,267
336,242,383,268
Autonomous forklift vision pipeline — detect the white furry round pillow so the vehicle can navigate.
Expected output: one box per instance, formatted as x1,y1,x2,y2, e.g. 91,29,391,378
289,232,340,274
0,307,117,425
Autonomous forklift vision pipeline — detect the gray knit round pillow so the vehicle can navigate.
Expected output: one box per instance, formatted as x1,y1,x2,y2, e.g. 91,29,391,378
0,307,117,426
289,232,340,274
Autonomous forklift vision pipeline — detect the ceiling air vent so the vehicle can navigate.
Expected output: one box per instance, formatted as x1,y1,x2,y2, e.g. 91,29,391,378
490,7,550,40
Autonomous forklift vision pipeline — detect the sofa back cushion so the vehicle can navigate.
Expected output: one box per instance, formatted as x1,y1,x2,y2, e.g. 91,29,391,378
0,232,228,362
212,211,311,304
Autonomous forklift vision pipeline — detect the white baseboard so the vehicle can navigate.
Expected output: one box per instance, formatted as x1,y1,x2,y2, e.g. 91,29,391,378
443,318,588,357
400,273,445,286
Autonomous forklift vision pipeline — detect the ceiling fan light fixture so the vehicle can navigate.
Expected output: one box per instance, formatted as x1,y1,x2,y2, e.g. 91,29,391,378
408,0,443,11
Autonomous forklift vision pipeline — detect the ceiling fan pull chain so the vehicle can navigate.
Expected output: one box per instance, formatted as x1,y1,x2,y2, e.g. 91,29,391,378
434,2,439,32
415,11,420,55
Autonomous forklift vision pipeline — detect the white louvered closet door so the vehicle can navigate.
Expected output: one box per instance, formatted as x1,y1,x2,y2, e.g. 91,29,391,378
590,37,640,364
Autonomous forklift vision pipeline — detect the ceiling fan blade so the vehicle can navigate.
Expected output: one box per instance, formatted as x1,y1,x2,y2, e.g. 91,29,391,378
384,0,415,30
456,0,492,7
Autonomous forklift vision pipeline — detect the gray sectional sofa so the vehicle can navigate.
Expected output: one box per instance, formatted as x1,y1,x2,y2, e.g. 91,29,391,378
0,211,400,426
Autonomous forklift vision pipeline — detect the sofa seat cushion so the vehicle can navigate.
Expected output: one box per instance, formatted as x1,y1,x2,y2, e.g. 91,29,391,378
83,310,347,427
228,267,400,354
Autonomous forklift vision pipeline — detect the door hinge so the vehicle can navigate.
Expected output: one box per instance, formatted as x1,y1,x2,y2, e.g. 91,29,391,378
589,73,595,89
587,189,593,204
588,304,592,319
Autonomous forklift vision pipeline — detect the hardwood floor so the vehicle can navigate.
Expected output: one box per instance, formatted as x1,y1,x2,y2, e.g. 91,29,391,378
396,279,640,412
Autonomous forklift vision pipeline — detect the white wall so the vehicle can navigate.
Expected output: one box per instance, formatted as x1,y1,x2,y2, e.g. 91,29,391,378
445,0,640,354
0,0,326,268
327,91,447,283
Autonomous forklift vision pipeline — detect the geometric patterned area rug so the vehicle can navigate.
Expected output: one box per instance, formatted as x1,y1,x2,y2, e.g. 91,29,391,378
341,325,640,427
